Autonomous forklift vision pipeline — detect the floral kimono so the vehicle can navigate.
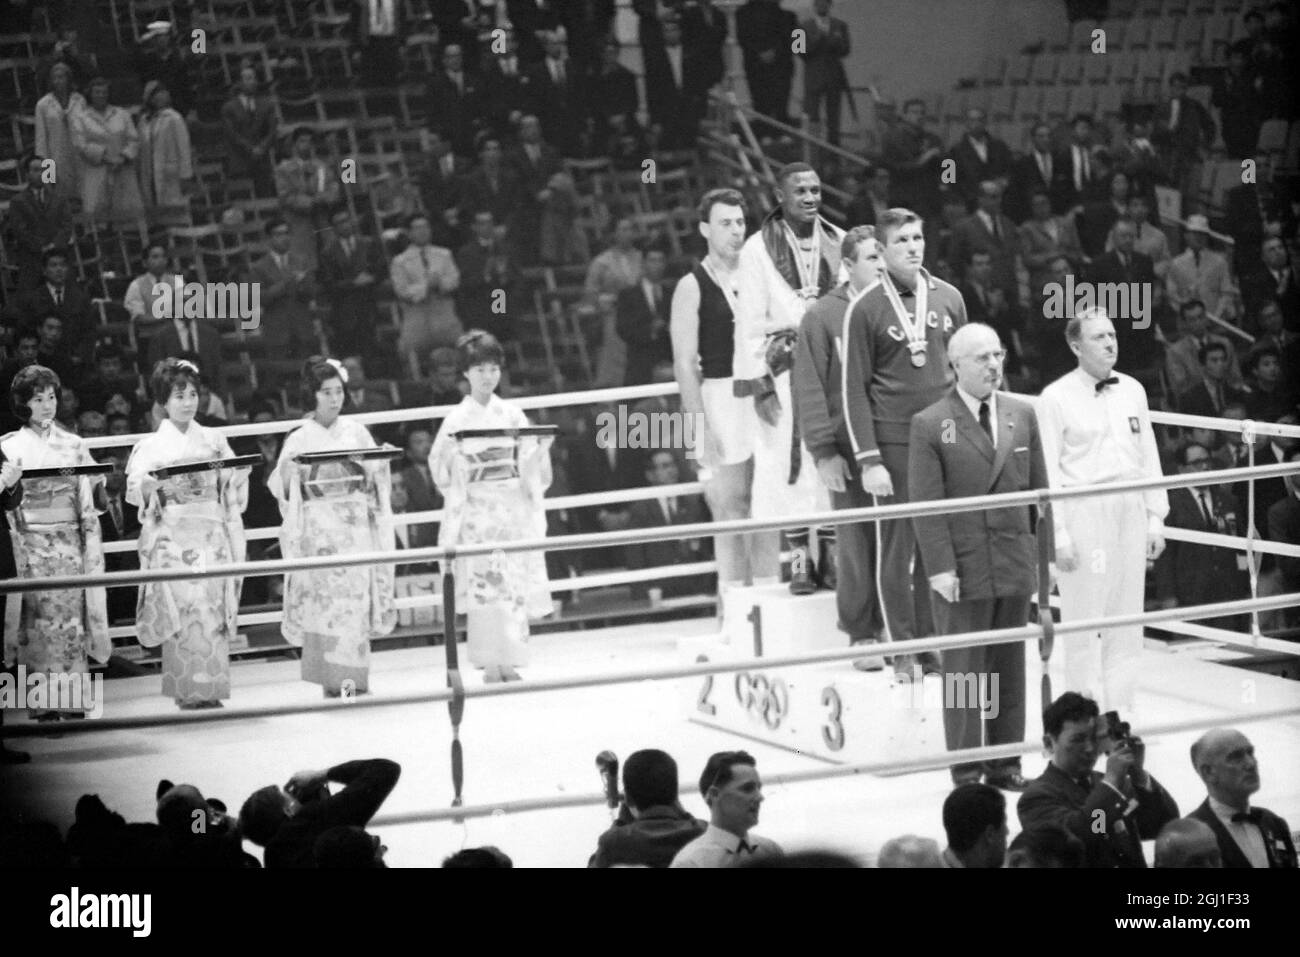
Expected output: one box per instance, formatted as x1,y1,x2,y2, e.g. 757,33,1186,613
430,395,552,668
1,426,110,709
126,419,248,704
270,416,396,694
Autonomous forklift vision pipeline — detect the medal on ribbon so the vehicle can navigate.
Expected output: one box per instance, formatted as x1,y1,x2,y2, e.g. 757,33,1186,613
782,219,823,305
882,269,930,370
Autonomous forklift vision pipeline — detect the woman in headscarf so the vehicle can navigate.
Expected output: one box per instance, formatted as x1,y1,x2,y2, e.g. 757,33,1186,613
137,80,193,222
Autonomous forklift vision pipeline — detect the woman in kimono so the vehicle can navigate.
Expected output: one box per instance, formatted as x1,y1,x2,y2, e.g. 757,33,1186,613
126,359,248,709
271,357,396,697
70,76,144,228
430,331,553,682
33,63,85,204
0,366,111,720
137,81,193,221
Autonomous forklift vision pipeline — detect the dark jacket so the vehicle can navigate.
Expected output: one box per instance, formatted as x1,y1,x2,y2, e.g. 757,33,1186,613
264,759,401,869
793,282,855,464
1018,763,1179,868
588,804,707,868
1188,798,1297,868
1085,249,1160,372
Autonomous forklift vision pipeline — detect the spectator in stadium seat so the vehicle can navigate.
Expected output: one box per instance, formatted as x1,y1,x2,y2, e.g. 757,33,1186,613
1020,189,1085,297
1018,692,1179,868
507,115,562,265
1253,300,1300,380
1214,40,1266,161
946,107,1013,211
845,165,894,229
587,38,640,148
426,44,486,158
221,64,278,198
8,249,95,358
137,82,193,218
318,209,387,358
1188,727,1298,868
1009,122,1070,223
131,21,195,118
1241,237,1299,335
396,424,440,553
1244,345,1295,421
77,341,137,415
340,357,394,416
1112,115,1163,203
508,0,565,65
1156,72,1216,202
37,30,95,102
586,218,645,389
526,32,586,154
417,128,469,247
456,209,518,343
391,213,462,374
877,835,943,868
1076,170,1131,260
249,217,320,358
623,450,713,599
961,250,1023,377
882,98,944,220
238,758,401,868
457,135,523,231
796,0,851,148
275,127,340,272
148,294,221,385
941,784,1008,868
5,153,73,292
70,77,145,230
643,16,710,151
671,751,783,867
736,0,797,139
481,30,533,134
589,748,707,868
948,180,1020,299
1005,827,1084,868
354,0,405,88
32,63,85,208
1028,256,1077,388
615,243,674,385
1060,114,1098,213
429,348,467,404
1087,217,1160,387
122,243,174,362
1165,299,1244,397
1178,340,1248,418
1154,818,1223,868
1107,194,1171,280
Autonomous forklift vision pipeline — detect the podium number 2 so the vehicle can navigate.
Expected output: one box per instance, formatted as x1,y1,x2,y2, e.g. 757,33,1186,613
821,686,844,751
696,655,716,716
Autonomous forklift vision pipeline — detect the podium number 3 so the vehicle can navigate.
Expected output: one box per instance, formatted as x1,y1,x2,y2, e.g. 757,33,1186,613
821,686,844,751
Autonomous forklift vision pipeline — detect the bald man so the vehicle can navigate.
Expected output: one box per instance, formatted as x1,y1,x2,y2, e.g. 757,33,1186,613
1187,728,1297,868
1153,818,1222,868
876,835,943,868
909,322,1047,791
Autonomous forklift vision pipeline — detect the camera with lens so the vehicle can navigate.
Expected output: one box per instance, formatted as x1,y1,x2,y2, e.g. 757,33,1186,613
1100,710,1134,752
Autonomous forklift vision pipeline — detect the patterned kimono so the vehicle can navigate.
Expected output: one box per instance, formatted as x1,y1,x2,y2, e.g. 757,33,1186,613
430,395,552,668
1,426,110,710
270,416,396,693
126,419,248,704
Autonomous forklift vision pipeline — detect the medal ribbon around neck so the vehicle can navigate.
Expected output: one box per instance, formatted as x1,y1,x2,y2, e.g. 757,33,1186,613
781,218,822,298
882,268,929,363
702,255,741,318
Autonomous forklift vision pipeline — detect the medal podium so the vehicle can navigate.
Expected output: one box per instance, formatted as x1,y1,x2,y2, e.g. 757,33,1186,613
679,584,947,765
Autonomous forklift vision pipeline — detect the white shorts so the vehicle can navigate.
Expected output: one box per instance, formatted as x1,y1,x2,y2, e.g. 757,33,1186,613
701,377,756,466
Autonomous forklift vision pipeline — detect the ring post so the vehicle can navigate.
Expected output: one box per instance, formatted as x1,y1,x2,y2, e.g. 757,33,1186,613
441,550,465,816
1035,492,1056,706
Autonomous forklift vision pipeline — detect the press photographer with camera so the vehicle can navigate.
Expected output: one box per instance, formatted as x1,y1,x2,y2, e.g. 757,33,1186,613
1018,693,1179,868
238,758,401,868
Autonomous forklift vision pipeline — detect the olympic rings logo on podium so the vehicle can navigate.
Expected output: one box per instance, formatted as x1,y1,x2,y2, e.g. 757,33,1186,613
734,671,788,730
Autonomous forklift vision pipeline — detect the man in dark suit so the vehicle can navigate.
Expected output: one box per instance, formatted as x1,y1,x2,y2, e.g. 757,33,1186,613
525,32,585,154
946,108,1014,211
1162,442,1252,629
0,448,30,762
737,0,797,136
425,43,486,158
1155,73,1216,196
148,299,224,383
615,245,673,385
797,0,851,147
961,251,1024,378
1086,217,1160,384
1188,728,1298,868
220,63,279,197
456,210,517,343
642,17,710,150
481,30,535,135
457,136,524,231
1019,692,1180,868
910,322,1046,790
4,154,73,291
624,450,713,599
587,37,641,147
97,451,141,626
1178,340,1249,418
1060,114,1099,213
507,0,565,65
506,114,563,265
417,129,469,249
6,248,95,358
396,424,440,555
247,218,319,360
317,210,387,358
947,180,1021,299
1009,123,1071,223
1241,237,1299,334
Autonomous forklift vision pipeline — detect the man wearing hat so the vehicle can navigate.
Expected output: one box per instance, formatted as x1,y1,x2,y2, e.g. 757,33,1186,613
132,21,194,117
1167,215,1238,322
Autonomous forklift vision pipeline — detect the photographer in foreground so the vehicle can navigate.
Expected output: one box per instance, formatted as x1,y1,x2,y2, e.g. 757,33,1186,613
238,758,401,868
1018,693,1178,867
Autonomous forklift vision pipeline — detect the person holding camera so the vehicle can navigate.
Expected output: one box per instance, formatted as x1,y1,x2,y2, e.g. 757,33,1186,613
1019,692,1179,868
238,758,401,868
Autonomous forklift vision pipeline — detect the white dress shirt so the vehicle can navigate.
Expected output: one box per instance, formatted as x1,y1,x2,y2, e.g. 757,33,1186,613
1034,368,1169,550
1207,795,1269,868
969,136,989,164
669,824,783,868
956,386,997,449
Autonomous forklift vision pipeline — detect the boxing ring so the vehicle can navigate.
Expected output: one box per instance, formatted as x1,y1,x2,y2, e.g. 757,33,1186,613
2,387,1298,867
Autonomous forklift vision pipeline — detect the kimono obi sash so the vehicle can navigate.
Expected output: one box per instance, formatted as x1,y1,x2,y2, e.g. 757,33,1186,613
299,460,367,500
157,469,220,507
17,476,79,520
456,439,521,486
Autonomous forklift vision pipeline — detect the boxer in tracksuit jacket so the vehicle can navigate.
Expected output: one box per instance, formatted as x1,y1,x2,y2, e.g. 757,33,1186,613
841,209,966,675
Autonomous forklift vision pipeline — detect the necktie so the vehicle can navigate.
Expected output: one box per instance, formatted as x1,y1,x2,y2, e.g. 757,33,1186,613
1213,382,1223,412
54,288,63,306
1199,490,1215,527
422,247,432,272
1277,270,1286,293
110,500,123,534
992,216,1002,241
978,401,993,443
1194,250,1201,268
1095,376,1119,393
1039,152,1050,183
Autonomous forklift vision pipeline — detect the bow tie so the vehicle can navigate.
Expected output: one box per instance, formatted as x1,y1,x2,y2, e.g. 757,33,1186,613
1231,809,1262,825
734,841,757,855
1095,376,1119,393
